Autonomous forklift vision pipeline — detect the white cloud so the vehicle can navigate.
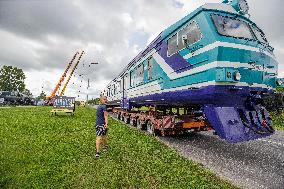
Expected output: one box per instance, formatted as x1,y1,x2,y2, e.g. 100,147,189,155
1,0,284,99
0,30,44,70
121,13,133,26
25,69,63,97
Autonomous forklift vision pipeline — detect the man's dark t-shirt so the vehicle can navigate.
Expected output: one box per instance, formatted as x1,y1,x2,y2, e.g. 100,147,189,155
96,104,107,126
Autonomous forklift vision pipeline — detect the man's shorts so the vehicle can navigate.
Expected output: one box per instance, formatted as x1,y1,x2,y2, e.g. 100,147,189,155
96,125,107,136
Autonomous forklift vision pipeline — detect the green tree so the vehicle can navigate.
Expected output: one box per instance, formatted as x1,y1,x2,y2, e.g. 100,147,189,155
0,65,26,92
22,88,33,97
36,91,46,100
87,98,100,105
276,87,284,93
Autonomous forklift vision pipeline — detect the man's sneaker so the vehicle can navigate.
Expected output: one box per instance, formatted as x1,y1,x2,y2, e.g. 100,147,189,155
102,145,108,150
95,152,100,158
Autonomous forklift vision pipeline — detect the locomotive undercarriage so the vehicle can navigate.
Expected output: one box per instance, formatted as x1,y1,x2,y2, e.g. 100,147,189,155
112,105,210,137
109,89,283,143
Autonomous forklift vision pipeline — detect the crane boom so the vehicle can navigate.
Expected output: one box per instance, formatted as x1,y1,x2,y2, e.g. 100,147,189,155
60,50,85,96
47,52,79,100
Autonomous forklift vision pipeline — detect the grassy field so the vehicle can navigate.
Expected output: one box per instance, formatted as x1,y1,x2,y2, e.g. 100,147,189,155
0,106,237,189
271,111,284,130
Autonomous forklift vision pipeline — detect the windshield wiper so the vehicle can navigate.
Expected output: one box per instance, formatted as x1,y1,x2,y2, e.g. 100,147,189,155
257,41,274,53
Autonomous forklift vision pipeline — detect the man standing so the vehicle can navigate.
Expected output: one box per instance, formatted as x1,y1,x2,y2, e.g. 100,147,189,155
95,95,108,157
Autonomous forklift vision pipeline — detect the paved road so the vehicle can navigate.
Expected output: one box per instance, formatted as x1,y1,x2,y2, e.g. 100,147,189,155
159,131,284,189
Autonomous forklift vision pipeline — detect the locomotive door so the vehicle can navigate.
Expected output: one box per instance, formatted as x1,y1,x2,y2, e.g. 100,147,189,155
121,74,125,108
121,73,129,109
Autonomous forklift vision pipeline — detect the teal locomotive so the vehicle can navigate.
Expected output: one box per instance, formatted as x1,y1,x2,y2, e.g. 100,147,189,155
103,0,284,142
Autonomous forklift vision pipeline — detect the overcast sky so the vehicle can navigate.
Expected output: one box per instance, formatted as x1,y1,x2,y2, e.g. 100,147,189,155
0,0,283,100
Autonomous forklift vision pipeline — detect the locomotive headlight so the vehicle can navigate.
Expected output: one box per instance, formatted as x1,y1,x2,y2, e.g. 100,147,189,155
227,72,232,78
234,71,241,81
238,0,249,14
276,79,283,86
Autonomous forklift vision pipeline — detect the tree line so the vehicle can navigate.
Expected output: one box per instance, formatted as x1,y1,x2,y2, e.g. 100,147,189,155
0,65,43,99
0,65,101,102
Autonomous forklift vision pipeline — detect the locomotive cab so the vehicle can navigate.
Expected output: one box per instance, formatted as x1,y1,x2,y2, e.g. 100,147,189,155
207,11,278,89
161,0,281,142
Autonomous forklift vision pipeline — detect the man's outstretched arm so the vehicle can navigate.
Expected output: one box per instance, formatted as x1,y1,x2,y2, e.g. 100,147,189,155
104,110,108,128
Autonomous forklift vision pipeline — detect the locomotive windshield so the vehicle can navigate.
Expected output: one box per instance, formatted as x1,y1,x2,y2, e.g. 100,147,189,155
212,14,254,40
211,14,269,44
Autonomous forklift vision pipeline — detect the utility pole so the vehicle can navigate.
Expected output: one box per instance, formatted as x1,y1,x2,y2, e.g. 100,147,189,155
87,78,90,102
79,62,98,104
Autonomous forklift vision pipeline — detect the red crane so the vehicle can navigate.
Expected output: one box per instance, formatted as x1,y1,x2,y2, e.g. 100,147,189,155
46,52,79,100
59,50,85,96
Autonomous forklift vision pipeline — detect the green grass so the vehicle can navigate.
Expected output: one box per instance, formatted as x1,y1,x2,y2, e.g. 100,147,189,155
272,88,284,130
271,111,284,130
0,107,237,189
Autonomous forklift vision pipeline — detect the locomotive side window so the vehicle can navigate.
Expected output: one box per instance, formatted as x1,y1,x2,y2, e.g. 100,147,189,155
148,57,154,80
123,73,130,89
167,34,178,56
130,69,137,87
113,84,116,95
107,88,110,97
137,63,144,85
123,74,127,90
211,14,254,40
167,21,202,56
177,21,202,51
120,80,123,92
117,82,120,93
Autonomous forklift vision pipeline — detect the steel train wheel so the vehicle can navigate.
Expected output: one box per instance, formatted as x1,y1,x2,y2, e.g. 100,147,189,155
130,118,136,126
116,113,120,120
124,116,130,124
137,120,143,130
120,115,124,121
146,121,155,136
